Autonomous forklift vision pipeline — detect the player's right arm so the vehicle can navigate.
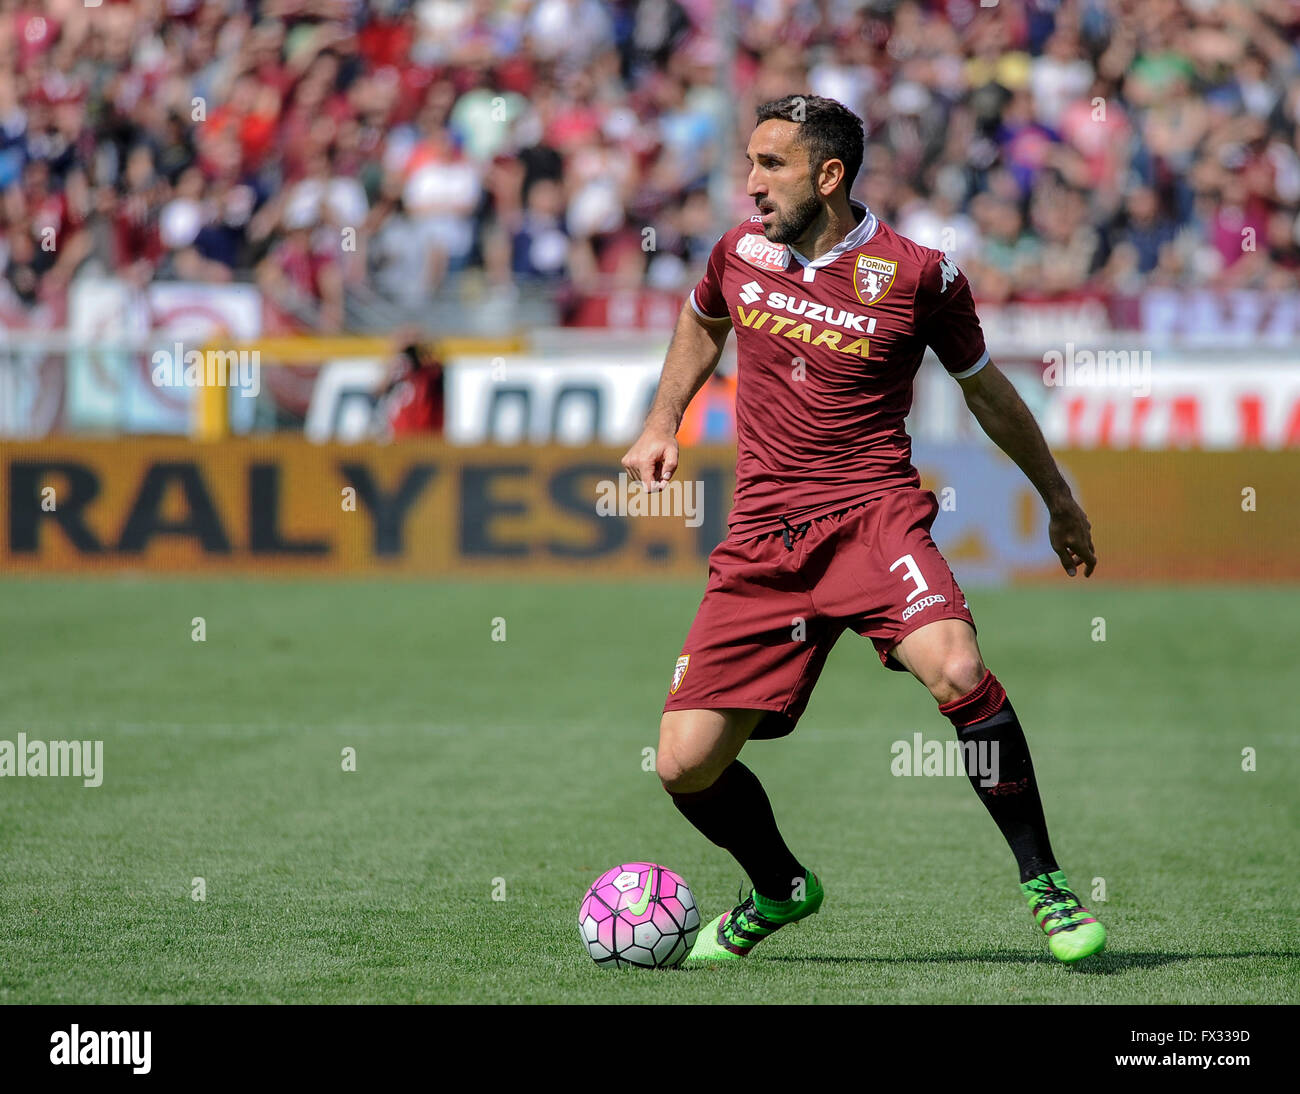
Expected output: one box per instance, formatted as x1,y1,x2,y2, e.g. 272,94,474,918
622,303,731,489
623,227,733,489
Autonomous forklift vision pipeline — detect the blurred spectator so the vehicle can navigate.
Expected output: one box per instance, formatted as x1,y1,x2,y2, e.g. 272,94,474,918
378,337,444,437
391,105,481,292
967,192,1040,303
111,146,164,287
1100,185,1178,282
157,165,232,282
256,200,344,332
4,223,41,306
510,177,570,282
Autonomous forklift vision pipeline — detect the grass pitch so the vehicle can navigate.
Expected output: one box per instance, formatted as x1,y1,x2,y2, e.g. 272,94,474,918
0,578,1296,1004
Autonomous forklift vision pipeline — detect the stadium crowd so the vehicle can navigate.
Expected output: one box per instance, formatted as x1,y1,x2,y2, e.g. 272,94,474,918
2,0,1299,329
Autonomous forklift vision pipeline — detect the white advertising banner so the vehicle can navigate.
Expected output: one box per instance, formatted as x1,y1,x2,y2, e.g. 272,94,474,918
1039,360,1300,449
448,346,1300,450
446,356,664,445
67,280,262,434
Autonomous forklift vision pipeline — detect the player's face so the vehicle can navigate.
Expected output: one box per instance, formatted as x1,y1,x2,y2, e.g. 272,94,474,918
746,119,823,246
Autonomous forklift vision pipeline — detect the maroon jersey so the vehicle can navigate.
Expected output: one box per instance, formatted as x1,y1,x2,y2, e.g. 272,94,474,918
690,200,989,538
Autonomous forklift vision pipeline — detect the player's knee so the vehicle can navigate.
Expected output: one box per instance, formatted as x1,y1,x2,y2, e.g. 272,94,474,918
656,746,718,795
655,719,720,794
931,651,986,705
658,761,715,795
655,744,685,791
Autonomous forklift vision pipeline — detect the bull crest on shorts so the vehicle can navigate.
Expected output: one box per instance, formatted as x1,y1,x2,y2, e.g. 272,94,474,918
854,254,897,307
670,654,690,694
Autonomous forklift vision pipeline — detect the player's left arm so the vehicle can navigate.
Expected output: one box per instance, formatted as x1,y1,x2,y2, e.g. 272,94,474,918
957,363,1096,577
920,252,1095,577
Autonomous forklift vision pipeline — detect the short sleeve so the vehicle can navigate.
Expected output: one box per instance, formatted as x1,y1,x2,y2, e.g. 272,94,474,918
689,233,731,323
917,253,989,379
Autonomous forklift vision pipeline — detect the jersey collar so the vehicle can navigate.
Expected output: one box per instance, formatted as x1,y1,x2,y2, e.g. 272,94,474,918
787,199,878,271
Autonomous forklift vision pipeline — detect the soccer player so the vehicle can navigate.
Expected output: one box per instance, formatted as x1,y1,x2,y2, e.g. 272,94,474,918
621,96,1106,965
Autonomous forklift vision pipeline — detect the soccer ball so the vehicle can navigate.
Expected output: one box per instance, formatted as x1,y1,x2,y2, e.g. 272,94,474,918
578,862,701,968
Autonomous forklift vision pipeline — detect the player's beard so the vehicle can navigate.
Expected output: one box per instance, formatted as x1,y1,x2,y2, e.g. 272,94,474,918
763,184,822,246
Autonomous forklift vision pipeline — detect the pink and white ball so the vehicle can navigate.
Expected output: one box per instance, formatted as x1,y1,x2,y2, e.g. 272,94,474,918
578,863,701,968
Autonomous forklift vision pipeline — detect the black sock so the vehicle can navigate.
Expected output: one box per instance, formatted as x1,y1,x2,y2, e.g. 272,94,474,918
940,672,1059,884
668,760,805,901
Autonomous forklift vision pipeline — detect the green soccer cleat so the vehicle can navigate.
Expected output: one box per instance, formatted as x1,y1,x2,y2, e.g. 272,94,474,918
1021,869,1107,964
685,871,824,963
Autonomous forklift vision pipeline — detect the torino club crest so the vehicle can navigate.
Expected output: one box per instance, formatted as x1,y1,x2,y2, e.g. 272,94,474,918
854,254,897,307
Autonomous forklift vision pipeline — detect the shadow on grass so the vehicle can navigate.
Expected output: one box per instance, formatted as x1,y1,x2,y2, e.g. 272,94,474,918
759,951,1299,974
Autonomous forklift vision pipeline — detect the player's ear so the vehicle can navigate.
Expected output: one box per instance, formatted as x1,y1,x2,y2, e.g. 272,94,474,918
817,158,845,198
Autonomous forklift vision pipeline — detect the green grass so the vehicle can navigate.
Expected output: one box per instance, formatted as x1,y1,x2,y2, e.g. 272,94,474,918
0,578,1296,1004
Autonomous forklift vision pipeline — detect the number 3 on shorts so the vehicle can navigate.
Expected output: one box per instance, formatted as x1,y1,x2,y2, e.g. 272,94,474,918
889,553,929,603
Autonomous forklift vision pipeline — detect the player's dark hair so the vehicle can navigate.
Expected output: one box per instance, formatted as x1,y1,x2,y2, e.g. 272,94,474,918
755,95,864,198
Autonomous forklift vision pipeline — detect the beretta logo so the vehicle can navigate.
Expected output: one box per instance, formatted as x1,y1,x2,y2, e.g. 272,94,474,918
736,232,790,272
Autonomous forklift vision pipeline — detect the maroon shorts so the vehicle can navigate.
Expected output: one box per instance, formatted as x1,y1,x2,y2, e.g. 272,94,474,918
663,487,975,739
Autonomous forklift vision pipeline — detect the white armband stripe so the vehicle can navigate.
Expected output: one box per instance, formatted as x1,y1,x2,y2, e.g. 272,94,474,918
689,290,729,323
949,349,990,380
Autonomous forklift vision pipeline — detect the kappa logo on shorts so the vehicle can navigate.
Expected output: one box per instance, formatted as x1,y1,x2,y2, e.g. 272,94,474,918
901,593,947,622
670,654,690,694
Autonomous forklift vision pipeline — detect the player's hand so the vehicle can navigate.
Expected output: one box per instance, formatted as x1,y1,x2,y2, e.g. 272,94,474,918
1048,498,1097,577
621,428,679,491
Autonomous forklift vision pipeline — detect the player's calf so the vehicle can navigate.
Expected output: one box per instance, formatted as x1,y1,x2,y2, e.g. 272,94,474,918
658,714,822,963
938,669,1107,963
